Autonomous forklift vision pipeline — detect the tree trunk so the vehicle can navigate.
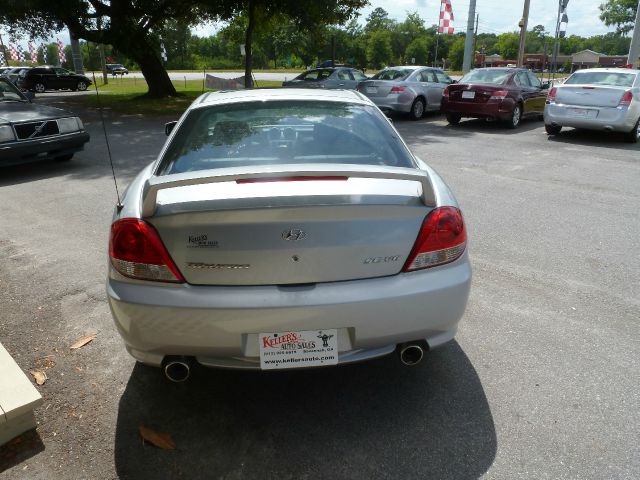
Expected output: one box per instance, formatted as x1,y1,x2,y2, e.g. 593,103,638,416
134,48,177,97
244,0,255,89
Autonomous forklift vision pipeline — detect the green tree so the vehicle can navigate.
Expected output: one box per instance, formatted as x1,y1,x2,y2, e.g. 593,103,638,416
599,0,638,35
495,32,520,60
366,29,392,68
405,37,431,65
447,36,465,70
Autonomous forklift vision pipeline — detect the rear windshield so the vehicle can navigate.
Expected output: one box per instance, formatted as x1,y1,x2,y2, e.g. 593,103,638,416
295,69,334,81
460,69,510,84
372,69,414,81
564,72,636,87
157,101,415,175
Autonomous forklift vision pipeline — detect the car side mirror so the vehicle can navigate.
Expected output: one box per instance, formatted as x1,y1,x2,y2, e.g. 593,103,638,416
449,79,458,84
24,91,35,102
541,81,551,90
165,121,177,136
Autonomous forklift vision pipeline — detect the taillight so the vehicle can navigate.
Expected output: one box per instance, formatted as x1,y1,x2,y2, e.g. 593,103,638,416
403,207,467,272
618,90,633,108
109,218,184,283
546,87,557,104
489,90,508,101
390,86,407,94
442,88,449,97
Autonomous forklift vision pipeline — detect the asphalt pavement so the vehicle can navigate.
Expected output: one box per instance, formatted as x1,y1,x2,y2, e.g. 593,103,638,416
0,97,638,479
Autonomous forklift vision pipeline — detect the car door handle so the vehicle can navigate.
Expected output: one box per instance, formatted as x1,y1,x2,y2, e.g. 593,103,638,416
338,83,345,86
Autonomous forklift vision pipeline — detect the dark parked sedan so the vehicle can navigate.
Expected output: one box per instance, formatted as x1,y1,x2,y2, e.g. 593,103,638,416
16,66,92,93
282,67,368,90
0,78,90,165
441,68,548,128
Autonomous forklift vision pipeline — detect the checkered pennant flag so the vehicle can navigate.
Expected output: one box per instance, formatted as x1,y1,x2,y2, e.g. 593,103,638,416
8,44,19,61
41,44,48,64
0,50,5,67
160,41,168,62
438,0,455,35
57,38,66,64
28,41,37,63
16,44,26,63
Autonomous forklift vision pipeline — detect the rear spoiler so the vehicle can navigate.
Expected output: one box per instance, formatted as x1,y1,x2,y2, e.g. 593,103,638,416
141,164,436,217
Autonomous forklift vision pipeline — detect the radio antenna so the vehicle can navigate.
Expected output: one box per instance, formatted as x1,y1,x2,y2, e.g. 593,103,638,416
92,72,123,212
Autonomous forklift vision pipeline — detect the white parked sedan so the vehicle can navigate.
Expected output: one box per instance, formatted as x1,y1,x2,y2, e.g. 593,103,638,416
544,68,640,143
106,89,471,381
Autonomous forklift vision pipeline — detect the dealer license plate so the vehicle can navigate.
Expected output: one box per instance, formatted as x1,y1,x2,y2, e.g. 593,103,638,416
462,91,475,99
366,86,377,94
568,108,597,118
259,329,338,370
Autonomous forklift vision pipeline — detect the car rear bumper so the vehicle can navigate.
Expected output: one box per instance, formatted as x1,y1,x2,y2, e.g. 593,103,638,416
544,103,638,132
442,99,515,120
107,253,472,369
365,95,414,114
0,131,90,166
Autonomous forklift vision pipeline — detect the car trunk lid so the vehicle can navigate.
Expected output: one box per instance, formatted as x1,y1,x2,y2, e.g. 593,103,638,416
555,85,629,108
447,83,505,103
358,80,405,98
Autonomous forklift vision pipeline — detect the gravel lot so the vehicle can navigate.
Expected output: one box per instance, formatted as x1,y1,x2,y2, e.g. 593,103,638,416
0,95,638,479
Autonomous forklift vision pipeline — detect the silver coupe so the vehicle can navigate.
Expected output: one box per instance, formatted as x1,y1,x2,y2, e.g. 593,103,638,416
544,68,640,143
106,89,471,381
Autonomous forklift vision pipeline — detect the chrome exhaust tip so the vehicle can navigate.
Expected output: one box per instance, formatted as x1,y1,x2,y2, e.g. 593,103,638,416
398,343,425,366
162,356,192,382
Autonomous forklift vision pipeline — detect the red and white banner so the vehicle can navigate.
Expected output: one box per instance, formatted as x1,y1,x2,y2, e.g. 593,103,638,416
28,41,37,63
57,37,66,64
8,44,19,61
439,0,455,35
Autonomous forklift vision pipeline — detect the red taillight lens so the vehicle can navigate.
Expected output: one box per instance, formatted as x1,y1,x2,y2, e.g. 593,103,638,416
618,90,633,108
489,90,508,101
403,207,467,272
390,86,407,94
109,218,184,283
442,88,449,97
546,87,557,103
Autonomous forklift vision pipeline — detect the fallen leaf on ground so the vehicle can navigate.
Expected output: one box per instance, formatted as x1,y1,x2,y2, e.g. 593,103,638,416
139,425,176,450
70,333,97,350
29,369,47,385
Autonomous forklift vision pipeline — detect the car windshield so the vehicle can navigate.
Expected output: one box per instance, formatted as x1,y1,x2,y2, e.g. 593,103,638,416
460,69,511,84
372,69,414,81
564,72,636,87
296,69,334,81
0,79,26,101
157,100,415,175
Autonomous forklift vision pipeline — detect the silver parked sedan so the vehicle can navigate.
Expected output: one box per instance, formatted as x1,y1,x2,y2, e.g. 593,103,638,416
107,89,471,380
544,68,640,143
282,67,368,90
358,66,455,120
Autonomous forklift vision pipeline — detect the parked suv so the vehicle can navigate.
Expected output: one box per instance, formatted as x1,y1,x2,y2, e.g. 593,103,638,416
16,66,92,93
106,63,129,75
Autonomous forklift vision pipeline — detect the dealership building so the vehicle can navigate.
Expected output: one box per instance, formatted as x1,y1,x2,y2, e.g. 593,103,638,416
475,49,630,71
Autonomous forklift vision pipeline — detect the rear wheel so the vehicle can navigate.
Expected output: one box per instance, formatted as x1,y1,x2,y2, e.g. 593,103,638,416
446,113,461,125
76,81,88,91
55,154,74,162
545,124,562,135
507,104,522,129
623,117,640,143
34,82,45,93
410,98,425,120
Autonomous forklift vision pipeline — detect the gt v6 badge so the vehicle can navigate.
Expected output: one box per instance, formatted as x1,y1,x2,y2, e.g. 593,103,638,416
364,255,401,264
282,229,306,241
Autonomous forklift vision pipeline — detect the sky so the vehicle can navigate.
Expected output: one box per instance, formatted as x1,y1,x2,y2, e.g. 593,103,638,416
2,0,620,49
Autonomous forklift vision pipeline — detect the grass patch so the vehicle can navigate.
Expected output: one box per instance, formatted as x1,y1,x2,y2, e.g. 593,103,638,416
70,77,282,116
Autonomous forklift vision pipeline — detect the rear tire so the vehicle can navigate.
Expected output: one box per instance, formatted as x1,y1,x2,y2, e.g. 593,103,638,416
623,118,640,143
34,82,45,93
545,124,562,135
55,154,74,162
76,81,88,91
507,104,522,129
410,98,425,120
446,113,461,125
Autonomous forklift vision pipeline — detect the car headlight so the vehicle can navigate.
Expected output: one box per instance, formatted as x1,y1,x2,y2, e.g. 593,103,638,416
57,117,81,134
0,124,16,143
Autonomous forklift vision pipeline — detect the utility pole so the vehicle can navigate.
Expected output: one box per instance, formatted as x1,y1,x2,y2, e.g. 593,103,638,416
462,0,477,72
627,0,640,68
517,0,531,67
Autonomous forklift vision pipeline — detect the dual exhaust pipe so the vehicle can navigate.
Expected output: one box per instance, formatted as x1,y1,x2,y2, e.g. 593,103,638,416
162,342,427,381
